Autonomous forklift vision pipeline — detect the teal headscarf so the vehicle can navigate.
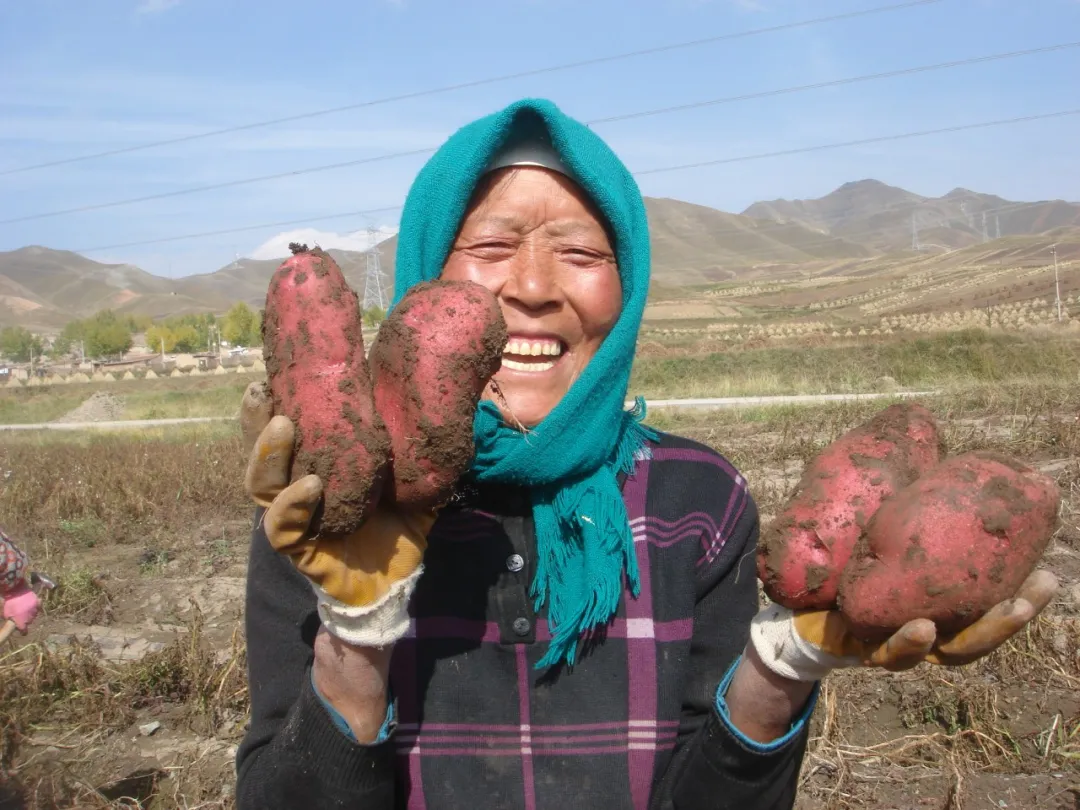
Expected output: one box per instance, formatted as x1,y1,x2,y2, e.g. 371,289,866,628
392,98,656,669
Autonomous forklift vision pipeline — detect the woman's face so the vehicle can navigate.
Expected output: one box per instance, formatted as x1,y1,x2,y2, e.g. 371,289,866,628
441,167,622,428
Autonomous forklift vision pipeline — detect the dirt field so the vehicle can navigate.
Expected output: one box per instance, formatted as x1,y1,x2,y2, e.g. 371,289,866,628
2,247,1080,808
0,381,1077,809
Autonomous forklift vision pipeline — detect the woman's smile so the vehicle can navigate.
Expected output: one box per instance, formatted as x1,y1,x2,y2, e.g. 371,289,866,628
499,334,565,373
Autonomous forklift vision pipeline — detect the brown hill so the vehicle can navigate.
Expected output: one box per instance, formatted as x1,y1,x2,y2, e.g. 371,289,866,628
0,247,189,330
170,240,398,313
743,179,1080,252
645,197,870,287
0,198,859,329
6,181,1077,331
0,241,398,331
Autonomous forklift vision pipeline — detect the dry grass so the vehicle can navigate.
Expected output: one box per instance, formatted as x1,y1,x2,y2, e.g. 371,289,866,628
2,331,1077,428
0,424,248,566
631,329,1080,399
0,377,252,425
0,603,246,809
2,355,1080,807
795,609,1080,808
648,380,1080,807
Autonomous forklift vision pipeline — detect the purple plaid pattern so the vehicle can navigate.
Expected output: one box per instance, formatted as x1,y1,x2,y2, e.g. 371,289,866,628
237,432,811,810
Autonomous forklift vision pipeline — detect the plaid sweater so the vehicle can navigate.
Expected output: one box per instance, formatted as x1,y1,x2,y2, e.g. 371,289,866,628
236,432,815,809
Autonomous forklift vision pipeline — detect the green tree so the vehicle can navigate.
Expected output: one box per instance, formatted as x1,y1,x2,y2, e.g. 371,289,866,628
59,318,87,346
50,334,73,359
0,326,43,363
145,324,175,354
125,314,154,334
85,321,133,358
171,324,200,353
163,313,218,350
222,302,260,347
362,306,387,327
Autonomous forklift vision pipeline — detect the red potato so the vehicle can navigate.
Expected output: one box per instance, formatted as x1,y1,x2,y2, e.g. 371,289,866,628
757,402,944,610
370,280,508,509
262,245,390,535
838,450,1060,642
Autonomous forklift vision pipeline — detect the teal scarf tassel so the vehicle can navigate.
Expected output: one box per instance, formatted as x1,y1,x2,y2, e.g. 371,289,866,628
391,98,654,668
473,397,657,668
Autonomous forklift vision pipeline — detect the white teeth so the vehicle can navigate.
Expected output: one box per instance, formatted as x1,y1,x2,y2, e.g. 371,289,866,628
503,358,556,372
502,339,563,358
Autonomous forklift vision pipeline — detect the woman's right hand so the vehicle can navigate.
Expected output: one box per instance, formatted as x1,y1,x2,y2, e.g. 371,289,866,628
240,382,436,648
241,381,437,741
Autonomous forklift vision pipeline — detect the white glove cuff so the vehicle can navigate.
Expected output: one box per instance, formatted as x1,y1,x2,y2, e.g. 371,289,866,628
750,603,861,682
314,565,424,648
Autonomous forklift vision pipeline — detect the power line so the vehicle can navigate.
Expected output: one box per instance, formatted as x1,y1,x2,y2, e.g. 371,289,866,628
588,40,1080,126
70,111,1078,254
6,39,1075,227
0,148,436,226
633,108,1080,176
0,0,943,178
72,205,404,253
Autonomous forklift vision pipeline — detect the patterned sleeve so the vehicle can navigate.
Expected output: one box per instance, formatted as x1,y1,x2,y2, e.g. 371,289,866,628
650,449,813,810
0,527,29,594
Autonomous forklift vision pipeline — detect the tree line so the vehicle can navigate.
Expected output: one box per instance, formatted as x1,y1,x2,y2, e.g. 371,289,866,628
0,302,263,364
0,302,388,364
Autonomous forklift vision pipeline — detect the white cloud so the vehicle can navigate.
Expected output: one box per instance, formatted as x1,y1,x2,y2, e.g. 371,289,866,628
250,226,397,260
136,0,183,14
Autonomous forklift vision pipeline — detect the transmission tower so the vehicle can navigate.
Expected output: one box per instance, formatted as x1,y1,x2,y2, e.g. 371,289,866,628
911,213,920,251
994,214,1001,239
363,227,388,312
981,211,988,242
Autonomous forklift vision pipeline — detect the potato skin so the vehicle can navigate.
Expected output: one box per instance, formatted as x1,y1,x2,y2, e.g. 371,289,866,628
838,450,1060,642
370,280,508,510
757,403,943,610
262,247,390,535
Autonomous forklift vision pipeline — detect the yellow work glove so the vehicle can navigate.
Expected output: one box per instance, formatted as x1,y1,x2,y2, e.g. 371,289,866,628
750,568,1058,681
241,382,436,647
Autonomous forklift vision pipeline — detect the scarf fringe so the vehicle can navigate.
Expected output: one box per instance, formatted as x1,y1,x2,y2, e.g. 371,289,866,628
531,398,658,670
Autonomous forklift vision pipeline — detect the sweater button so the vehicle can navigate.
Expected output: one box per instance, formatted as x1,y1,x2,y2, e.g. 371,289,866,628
506,554,524,572
512,617,531,636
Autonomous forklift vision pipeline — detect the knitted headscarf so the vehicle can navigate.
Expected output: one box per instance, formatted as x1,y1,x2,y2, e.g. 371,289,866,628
391,98,655,669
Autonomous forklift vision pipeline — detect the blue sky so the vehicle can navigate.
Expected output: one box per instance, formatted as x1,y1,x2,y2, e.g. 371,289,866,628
1,0,1078,278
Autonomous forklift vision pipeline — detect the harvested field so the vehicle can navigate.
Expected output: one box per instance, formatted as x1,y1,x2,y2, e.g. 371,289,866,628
0,382,1077,808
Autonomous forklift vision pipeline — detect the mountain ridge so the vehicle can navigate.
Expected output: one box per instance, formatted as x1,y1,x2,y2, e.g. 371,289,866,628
3,181,1078,330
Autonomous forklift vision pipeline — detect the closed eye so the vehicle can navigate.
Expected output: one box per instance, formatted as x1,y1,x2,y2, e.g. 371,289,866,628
560,247,611,265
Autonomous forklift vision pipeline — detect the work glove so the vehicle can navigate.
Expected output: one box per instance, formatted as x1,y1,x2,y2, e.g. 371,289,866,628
241,382,436,648
2,582,40,633
751,568,1058,682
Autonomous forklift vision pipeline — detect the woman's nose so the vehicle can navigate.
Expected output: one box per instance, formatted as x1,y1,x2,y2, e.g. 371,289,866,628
502,242,562,311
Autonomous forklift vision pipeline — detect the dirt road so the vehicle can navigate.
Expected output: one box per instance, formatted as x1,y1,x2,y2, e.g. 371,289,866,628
0,391,937,431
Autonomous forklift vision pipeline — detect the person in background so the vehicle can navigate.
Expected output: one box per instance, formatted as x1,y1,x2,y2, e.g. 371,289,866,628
235,98,1057,810
1,527,40,633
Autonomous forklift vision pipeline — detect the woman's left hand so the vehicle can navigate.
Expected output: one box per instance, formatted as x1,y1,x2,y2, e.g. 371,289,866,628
751,568,1059,682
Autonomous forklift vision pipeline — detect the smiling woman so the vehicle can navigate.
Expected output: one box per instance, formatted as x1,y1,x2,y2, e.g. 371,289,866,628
233,98,1056,810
